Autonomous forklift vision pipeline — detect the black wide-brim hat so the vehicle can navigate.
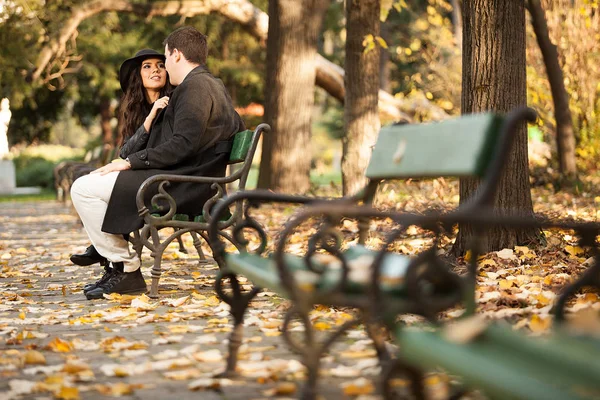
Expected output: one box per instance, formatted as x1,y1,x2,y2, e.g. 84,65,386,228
119,49,166,93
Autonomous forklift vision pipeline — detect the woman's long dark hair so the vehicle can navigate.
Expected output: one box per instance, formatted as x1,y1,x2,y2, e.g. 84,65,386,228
117,63,172,146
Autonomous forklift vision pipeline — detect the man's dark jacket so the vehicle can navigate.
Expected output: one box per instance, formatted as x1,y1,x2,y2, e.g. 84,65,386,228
102,66,245,234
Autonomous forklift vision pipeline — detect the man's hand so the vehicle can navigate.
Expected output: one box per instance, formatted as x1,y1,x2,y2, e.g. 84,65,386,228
91,159,131,176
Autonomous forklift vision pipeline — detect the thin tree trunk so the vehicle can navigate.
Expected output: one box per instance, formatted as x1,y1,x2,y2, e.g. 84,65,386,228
450,0,463,50
452,0,542,255
527,0,577,181
258,0,330,192
99,96,114,155
342,0,381,196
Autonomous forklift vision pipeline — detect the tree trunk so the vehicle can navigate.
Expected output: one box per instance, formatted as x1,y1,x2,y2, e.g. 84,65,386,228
527,0,577,181
450,0,463,50
99,96,114,154
452,0,541,255
342,0,381,196
257,0,330,192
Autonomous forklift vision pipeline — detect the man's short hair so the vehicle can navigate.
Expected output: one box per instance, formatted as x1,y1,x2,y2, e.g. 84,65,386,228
163,26,208,65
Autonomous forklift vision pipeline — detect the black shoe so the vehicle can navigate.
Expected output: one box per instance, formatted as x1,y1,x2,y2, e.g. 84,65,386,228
70,245,107,266
85,263,147,300
83,265,113,294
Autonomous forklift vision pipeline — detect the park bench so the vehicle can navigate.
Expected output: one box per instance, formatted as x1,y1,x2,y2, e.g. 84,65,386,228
207,108,537,399
133,123,269,298
287,205,600,399
54,144,117,202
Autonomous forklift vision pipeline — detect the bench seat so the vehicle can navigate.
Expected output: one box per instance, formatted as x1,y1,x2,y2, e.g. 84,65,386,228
224,245,410,296
396,323,600,400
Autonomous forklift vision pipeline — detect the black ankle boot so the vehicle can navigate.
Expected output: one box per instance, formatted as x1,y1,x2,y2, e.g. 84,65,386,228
85,263,147,300
70,245,107,266
83,265,113,294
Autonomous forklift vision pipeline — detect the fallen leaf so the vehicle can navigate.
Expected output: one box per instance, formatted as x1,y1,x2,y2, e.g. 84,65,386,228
23,350,46,365
443,316,488,344
46,337,73,353
529,314,551,333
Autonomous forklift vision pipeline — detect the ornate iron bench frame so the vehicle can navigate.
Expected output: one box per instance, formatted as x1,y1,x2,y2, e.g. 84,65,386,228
208,108,540,399
133,123,270,298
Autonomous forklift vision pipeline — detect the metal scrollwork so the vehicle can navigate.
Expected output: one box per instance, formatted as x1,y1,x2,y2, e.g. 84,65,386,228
148,180,177,222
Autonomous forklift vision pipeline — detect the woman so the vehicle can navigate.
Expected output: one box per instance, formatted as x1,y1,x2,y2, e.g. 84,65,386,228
70,49,172,272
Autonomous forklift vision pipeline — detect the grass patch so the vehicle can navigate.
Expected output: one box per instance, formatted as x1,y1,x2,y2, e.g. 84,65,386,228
0,189,57,203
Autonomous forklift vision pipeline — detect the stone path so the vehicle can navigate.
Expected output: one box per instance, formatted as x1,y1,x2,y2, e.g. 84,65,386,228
0,201,388,400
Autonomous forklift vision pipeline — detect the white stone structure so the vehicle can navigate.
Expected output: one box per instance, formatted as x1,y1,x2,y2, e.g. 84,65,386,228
0,97,15,194
0,97,11,159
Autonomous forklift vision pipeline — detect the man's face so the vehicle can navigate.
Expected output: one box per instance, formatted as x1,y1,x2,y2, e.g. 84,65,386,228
164,44,177,85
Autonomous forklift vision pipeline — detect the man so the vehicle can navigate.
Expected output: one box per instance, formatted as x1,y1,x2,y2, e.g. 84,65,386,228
71,26,245,300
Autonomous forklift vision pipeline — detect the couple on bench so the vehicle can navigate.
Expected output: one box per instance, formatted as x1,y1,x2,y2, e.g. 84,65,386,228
69,26,245,300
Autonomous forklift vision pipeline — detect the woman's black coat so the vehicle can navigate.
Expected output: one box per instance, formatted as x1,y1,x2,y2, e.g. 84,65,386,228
102,66,245,234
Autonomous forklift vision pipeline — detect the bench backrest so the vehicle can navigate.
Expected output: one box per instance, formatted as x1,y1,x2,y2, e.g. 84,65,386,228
365,113,503,180
229,129,254,164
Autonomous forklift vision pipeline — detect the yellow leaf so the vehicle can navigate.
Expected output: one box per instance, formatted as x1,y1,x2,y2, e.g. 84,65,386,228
19,312,26,320
529,315,551,333
499,280,514,290
514,246,530,254
313,322,331,331
56,386,80,400
479,259,496,267
565,245,584,256
23,350,46,365
375,36,388,49
341,378,375,396
464,250,472,262
46,337,73,353
535,293,551,307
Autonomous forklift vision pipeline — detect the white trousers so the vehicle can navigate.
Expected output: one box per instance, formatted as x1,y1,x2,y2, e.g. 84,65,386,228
70,172,140,272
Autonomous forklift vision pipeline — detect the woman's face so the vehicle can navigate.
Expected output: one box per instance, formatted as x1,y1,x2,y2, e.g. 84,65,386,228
139,58,167,92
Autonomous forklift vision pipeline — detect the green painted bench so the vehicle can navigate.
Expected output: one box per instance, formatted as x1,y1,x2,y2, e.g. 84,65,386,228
208,108,537,399
133,123,269,297
365,210,600,399
388,321,600,399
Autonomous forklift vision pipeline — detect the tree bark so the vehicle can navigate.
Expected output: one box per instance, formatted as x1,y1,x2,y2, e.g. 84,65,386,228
450,0,463,50
342,0,381,196
257,0,330,192
29,0,441,122
99,96,114,151
452,0,541,255
527,0,577,181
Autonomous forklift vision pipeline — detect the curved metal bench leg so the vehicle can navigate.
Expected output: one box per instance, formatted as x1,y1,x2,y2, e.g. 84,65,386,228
149,227,164,298
174,228,188,254
190,231,212,265
381,358,425,400
131,230,144,260
215,273,260,376
281,305,359,400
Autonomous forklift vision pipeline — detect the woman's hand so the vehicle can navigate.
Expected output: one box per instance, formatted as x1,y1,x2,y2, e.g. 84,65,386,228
91,159,131,176
144,96,169,132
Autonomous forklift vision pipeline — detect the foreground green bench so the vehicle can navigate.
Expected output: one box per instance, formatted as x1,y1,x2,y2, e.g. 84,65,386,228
208,108,536,399
133,123,269,297
371,211,600,399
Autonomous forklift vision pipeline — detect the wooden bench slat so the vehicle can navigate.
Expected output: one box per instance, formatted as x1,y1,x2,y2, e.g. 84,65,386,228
396,325,600,400
366,113,503,179
225,245,411,296
229,129,254,164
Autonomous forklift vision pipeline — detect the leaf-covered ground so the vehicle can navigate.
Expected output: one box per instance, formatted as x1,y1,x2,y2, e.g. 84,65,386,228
0,180,599,399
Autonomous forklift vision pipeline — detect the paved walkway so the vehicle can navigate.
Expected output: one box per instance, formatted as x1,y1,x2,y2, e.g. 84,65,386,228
0,201,390,400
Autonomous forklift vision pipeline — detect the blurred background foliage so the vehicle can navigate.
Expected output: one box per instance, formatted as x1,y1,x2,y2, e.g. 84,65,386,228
0,0,598,189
